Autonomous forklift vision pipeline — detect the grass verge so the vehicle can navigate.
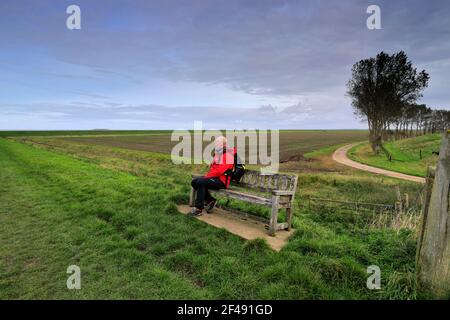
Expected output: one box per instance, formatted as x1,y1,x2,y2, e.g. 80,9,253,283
348,134,441,177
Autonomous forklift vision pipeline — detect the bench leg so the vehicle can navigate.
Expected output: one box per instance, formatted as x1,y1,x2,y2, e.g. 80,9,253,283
286,207,292,231
189,188,196,207
269,195,280,236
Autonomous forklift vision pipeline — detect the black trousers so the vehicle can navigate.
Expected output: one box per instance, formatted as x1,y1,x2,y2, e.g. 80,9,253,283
191,177,225,209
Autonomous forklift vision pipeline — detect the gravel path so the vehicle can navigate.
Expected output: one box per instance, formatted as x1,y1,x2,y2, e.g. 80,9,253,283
332,143,426,184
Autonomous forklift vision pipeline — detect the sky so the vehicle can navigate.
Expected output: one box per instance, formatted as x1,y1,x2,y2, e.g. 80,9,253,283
0,0,449,130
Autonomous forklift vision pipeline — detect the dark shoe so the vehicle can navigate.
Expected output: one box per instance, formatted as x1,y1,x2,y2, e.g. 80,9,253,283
205,199,217,213
188,207,203,217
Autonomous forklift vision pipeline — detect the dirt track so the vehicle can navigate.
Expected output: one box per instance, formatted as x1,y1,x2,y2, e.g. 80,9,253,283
332,143,426,184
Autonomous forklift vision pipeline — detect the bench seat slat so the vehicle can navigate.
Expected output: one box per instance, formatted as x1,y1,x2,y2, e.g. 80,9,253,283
210,189,272,207
272,190,295,196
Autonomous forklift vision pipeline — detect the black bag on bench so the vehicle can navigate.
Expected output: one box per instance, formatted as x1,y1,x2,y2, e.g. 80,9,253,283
224,149,245,184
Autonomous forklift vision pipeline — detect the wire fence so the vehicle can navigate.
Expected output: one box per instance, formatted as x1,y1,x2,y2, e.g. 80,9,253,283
300,182,427,214
299,184,428,233
302,196,395,213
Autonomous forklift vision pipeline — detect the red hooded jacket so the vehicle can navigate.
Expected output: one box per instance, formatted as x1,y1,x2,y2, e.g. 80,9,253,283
204,147,235,188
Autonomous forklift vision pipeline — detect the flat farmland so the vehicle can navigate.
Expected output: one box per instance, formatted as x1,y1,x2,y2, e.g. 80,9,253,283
0,134,422,299
60,130,368,163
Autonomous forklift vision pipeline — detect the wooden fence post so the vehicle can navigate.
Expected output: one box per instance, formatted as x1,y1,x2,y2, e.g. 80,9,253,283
416,131,450,298
395,185,401,201
395,185,403,215
404,193,409,210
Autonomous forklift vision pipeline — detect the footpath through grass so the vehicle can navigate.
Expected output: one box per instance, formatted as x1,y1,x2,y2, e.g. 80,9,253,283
0,138,421,299
348,134,441,177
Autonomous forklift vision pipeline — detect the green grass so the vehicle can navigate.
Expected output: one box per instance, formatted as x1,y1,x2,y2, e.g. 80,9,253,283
348,134,441,177
0,137,422,299
304,143,353,159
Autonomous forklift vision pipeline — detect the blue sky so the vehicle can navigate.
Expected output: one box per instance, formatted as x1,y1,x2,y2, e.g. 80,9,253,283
0,0,449,130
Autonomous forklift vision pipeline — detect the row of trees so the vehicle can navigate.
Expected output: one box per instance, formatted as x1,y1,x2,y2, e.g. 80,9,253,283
347,50,449,153
388,104,450,140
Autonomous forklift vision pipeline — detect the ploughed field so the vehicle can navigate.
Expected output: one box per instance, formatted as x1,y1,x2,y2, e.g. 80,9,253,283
59,130,368,163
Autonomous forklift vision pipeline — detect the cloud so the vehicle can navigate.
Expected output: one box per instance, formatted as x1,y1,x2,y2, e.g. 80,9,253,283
0,0,448,129
0,100,362,130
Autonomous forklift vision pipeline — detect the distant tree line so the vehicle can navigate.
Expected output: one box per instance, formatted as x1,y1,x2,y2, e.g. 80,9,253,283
347,51,448,154
387,104,450,140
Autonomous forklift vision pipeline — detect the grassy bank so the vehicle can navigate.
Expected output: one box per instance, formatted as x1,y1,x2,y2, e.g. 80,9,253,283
348,134,441,177
0,137,422,299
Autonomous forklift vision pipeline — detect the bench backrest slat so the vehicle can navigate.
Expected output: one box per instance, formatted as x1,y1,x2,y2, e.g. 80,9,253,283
234,170,298,193
281,176,287,190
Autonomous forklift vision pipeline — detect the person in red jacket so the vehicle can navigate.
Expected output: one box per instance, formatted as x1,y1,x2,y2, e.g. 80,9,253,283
190,136,234,216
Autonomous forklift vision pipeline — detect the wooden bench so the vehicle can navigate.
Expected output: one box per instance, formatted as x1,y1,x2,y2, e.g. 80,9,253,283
189,170,298,236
